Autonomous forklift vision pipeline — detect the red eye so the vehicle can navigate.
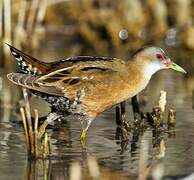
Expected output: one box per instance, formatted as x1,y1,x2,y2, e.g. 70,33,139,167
156,54,163,60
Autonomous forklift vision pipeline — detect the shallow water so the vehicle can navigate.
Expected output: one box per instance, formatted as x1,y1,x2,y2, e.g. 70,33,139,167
0,47,194,180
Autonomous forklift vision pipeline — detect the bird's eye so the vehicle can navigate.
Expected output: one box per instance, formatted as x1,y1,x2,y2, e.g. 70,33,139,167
156,54,163,60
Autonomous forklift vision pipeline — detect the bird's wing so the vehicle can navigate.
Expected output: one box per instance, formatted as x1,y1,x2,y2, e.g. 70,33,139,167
7,45,126,99
35,58,126,99
7,73,64,96
7,43,124,76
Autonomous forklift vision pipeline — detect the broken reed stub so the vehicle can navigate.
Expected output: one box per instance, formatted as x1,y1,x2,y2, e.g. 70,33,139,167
168,109,176,126
158,90,167,113
151,106,163,128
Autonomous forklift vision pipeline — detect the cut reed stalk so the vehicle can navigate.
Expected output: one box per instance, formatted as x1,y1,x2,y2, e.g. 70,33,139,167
34,109,39,158
150,91,167,128
22,88,34,154
168,109,176,127
20,107,30,152
20,90,51,159
34,109,39,132
158,90,166,113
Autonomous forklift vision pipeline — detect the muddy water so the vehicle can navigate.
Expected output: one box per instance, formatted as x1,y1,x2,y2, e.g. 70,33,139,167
0,47,194,180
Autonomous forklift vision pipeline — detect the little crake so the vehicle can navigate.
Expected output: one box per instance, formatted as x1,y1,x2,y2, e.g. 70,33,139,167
6,44,186,141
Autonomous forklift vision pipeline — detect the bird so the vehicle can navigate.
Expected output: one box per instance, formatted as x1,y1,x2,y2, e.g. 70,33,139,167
6,44,186,141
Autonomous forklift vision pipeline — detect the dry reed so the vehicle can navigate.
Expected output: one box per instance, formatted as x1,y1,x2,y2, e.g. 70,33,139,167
19,88,50,159
26,0,40,36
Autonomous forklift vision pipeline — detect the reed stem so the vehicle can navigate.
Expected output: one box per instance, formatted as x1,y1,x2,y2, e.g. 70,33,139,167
20,107,30,152
36,0,47,25
26,0,40,35
14,0,27,47
22,88,34,154
34,109,39,158
3,0,11,43
0,0,2,38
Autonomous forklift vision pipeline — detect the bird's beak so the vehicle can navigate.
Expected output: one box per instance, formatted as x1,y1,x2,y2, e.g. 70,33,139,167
169,62,187,73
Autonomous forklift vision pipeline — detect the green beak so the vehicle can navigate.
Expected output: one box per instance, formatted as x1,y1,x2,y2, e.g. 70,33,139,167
170,62,187,74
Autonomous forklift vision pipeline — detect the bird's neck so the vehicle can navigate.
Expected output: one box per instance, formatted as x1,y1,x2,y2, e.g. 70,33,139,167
124,59,154,97
127,58,160,79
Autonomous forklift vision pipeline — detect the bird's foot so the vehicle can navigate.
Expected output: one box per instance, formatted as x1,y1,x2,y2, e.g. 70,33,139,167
80,130,87,147
38,121,48,138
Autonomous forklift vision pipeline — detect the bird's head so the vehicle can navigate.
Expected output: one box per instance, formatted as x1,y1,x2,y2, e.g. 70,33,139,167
132,46,186,76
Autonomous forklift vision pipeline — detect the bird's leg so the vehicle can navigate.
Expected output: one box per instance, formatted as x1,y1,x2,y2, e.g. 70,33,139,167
120,101,130,140
81,130,87,141
79,116,92,143
38,112,61,138
115,102,131,141
131,95,141,122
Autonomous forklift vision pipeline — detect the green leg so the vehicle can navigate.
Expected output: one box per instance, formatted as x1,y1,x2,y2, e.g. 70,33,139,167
81,129,87,141
79,116,93,145
80,129,87,147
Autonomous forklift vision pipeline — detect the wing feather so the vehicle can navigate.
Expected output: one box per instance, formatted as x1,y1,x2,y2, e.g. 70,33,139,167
7,53,126,100
7,73,64,96
32,58,126,99
37,58,125,84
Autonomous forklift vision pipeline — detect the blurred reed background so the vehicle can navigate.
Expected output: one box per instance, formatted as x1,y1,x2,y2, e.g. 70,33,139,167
0,0,194,125
0,0,194,120
1,0,194,55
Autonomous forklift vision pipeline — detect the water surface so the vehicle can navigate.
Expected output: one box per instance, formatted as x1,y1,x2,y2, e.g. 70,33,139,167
0,47,194,180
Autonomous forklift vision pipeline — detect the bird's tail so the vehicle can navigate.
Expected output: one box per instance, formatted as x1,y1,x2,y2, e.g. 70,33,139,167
5,43,51,75
7,73,63,96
